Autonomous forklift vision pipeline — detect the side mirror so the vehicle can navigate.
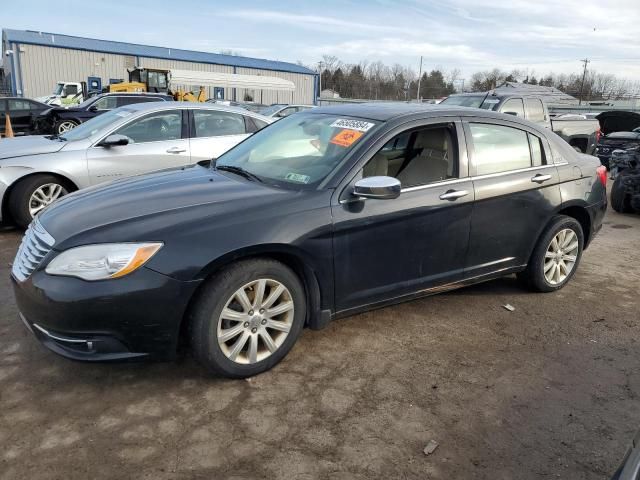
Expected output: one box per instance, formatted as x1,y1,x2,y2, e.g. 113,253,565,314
99,134,130,147
88,105,99,112
353,176,401,200
503,111,519,116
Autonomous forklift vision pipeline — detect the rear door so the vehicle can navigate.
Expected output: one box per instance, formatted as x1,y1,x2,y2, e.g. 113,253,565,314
188,109,251,161
463,118,561,277
86,108,190,184
7,98,34,133
0,99,6,135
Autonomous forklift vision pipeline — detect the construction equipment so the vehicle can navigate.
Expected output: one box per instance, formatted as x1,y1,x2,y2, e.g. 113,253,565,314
105,68,295,103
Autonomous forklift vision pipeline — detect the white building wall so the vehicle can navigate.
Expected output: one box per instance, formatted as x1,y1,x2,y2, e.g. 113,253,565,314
15,44,316,104
17,44,130,98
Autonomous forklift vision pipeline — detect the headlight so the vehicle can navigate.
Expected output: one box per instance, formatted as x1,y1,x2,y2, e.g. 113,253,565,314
45,242,163,281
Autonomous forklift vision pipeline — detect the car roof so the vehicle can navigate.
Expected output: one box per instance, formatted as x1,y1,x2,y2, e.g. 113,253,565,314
307,102,521,122
121,100,273,120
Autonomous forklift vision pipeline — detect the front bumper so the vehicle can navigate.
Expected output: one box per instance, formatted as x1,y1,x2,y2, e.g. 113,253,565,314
12,267,202,362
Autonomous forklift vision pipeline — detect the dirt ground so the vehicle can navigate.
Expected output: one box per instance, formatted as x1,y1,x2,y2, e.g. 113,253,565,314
1,204,639,480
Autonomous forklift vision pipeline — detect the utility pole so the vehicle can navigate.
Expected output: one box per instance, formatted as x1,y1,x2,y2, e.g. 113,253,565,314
578,58,590,106
416,56,423,102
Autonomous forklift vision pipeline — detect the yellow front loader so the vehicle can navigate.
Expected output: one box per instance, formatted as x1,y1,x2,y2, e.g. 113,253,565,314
106,68,206,102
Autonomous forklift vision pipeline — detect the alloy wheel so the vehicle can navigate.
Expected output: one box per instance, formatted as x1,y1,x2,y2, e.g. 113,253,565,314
217,278,294,365
543,228,579,285
29,183,68,217
57,121,77,133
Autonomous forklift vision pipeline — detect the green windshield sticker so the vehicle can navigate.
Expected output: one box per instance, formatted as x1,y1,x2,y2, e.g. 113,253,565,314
285,173,311,184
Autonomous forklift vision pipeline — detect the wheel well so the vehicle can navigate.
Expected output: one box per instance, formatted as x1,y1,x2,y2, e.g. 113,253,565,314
176,251,323,353
1,173,78,224
558,205,592,246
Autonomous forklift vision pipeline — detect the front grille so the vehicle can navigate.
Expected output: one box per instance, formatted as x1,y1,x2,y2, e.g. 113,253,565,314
11,220,55,282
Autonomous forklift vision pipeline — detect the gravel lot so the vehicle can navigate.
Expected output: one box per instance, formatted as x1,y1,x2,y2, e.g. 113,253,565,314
1,203,639,480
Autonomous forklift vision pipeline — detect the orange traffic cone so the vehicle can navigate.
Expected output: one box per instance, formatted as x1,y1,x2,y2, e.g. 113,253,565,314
4,113,14,138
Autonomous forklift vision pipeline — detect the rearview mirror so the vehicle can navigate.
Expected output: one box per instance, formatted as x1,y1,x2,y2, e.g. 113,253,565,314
353,176,401,200
99,134,130,147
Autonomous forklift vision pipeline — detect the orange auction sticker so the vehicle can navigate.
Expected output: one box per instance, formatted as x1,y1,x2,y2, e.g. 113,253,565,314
330,129,364,147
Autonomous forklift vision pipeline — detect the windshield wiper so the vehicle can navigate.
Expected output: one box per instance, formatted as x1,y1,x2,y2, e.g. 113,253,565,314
215,165,263,183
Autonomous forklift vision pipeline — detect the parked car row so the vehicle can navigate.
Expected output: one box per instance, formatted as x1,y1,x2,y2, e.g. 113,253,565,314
1,92,315,136
8,102,607,378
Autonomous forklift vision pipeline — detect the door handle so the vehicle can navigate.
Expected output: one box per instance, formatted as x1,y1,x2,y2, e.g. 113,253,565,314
166,147,186,154
531,174,552,184
439,189,469,201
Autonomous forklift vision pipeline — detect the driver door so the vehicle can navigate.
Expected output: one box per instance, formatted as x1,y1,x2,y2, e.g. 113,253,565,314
331,119,474,312
86,109,189,185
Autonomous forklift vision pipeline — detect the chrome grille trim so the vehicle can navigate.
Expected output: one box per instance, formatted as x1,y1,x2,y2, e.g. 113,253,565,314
11,219,55,282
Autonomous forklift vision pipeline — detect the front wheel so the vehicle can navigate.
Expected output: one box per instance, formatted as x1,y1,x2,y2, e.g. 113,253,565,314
518,215,584,292
54,119,79,134
8,175,70,228
189,259,306,378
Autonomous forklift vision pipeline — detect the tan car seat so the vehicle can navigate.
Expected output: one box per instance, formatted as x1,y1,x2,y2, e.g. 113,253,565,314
397,129,450,187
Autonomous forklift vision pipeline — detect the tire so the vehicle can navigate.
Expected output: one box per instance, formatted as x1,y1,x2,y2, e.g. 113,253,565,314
189,258,306,378
611,175,633,213
54,119,79,134
518,215,584,292
8,175,70,228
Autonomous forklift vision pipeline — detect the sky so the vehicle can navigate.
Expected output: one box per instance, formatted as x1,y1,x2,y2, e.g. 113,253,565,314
3,0,640,82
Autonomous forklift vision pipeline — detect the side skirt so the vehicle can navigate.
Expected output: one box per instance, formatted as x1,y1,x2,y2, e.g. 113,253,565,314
332,265,526,320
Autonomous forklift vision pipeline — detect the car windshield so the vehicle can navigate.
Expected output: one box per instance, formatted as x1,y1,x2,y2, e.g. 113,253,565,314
440,95,496,110
260,104,287,116
53,84,64,95
59,108,136,141
75,96,100,109
215,113,379,188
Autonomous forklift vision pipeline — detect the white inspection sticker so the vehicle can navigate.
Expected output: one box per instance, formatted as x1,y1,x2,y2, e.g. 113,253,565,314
285,172,311,184
330,119,375,132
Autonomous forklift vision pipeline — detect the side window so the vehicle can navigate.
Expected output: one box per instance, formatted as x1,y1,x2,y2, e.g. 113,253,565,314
276,107,296,118
8,99,31,110
363,124,457,188
92,96,118,110
193,110,246,137
117,96,162,107
64,85,79,96
501,98,525,118
528,133,545,166
244,116,269,133
469,123,532,175
115,110,182,143
0,99,6,112
525,98,545,123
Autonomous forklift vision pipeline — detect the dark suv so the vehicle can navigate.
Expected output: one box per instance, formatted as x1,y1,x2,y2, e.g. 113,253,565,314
33,92,174,135
11,103,607,378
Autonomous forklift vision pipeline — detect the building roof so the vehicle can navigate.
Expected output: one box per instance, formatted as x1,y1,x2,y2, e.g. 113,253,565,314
2,29,316,76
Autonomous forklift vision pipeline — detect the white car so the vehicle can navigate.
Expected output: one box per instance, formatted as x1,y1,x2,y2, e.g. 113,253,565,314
0,102,273,228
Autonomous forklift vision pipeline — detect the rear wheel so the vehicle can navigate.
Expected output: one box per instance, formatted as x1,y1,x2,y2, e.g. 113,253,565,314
189,259,306,378
518,215,584,292
8,175,70,228
611,174,633,213
54,119,79,134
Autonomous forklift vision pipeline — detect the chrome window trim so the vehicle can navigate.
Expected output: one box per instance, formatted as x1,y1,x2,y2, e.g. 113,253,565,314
470,163,559,181
400,177,471,193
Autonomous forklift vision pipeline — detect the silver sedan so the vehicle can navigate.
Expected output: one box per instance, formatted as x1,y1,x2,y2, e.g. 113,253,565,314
0,102,273,228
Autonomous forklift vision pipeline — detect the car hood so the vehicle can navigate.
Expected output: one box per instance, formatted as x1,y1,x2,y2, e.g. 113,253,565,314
39,165,299,249
597,111,640,135
0,135,67,160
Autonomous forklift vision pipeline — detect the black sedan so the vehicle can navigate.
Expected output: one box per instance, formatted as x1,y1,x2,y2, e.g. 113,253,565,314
33,92,173,135
11,104,608,378
0,97,50,136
